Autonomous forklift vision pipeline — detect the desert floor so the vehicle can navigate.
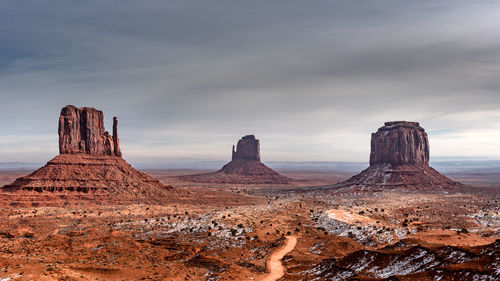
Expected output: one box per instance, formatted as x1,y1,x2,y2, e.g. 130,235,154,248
0,170,498,280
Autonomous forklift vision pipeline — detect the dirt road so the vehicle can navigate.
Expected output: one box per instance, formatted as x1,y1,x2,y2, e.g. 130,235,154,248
260,235,298,281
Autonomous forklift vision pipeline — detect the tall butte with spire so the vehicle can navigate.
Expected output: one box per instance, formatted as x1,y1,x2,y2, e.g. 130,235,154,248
178,135,290,184
1,105,179,206
338,121,461,190
58,105,122,157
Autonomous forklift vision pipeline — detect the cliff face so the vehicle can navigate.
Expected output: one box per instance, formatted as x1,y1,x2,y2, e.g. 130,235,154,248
370,121,429,166
232,135,261,161
58,105,121,157
339,121,460,190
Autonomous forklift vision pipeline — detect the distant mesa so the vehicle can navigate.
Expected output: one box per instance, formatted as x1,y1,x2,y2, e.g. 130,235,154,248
231,135,260,161
178,135,290,184
338,121,461,190
1,105,181,207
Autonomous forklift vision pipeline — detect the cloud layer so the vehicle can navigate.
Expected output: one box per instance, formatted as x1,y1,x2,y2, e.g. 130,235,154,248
1,0,500,163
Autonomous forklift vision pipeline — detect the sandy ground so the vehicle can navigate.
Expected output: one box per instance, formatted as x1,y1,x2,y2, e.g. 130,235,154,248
0,169,498,280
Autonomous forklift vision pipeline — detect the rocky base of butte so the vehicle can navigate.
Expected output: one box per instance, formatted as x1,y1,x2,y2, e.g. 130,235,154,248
338,121,461,190
178,135,290,184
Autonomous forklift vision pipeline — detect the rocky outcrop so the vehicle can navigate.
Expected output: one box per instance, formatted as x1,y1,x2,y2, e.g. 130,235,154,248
178,135,290,184
58,105,121,157
232,135,260,161
338,121,461,190
299,240,499,280
1,105,182,206
370,121,429,166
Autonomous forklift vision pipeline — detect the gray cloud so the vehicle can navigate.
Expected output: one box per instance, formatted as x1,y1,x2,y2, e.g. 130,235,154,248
1,0,500,163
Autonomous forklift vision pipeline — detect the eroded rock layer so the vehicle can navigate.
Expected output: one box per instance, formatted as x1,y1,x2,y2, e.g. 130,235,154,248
339,121,461,190
340,164,459,190
2,154,182,206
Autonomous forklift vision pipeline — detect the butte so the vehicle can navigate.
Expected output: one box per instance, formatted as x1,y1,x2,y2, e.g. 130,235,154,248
1,105,181,207
178,135,290,184
337,121,461,190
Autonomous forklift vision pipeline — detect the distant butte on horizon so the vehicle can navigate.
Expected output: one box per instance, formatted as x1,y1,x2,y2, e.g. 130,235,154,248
178,134,291,184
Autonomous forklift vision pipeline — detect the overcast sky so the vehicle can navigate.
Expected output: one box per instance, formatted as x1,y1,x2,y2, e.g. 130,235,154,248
1,0,500,164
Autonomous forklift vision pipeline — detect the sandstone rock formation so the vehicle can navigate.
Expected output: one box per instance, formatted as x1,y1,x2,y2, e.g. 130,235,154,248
232,135,260,161
1,105,181,206
178,135,290,184
58,105,121,157
370,121,429,166
339,121,460,190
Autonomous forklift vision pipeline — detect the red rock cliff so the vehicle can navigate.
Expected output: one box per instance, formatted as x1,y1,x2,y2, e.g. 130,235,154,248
231,135,261,161
369,121,429,166
58,105,121,157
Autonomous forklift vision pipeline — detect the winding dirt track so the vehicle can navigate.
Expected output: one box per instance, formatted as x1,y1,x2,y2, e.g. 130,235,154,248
260,236,298,281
